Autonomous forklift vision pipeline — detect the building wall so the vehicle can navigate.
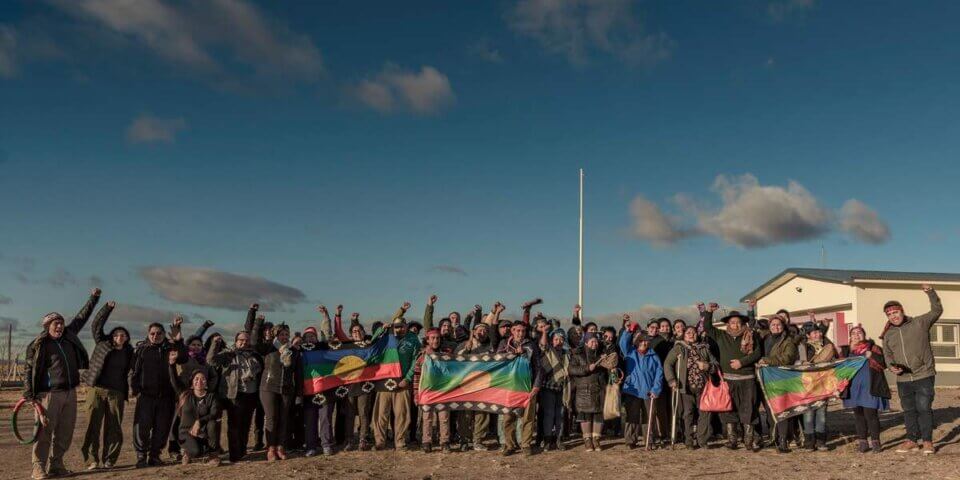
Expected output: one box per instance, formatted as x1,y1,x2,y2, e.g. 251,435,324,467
754,277,960,386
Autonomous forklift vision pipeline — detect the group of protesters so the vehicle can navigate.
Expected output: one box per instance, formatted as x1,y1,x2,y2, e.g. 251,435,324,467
23,285,943,479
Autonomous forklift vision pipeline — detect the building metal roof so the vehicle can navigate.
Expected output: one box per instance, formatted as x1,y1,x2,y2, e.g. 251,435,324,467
740,268,960,302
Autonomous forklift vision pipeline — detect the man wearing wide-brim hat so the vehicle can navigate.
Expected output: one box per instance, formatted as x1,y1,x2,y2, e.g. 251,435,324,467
372,303,421,451
702,304,762,452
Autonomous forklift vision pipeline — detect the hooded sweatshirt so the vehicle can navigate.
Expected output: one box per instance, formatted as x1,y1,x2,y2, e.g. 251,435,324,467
882,289,943,382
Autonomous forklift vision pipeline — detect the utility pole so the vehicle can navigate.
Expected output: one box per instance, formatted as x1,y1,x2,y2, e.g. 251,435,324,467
578,168,584,317
5,323,10,380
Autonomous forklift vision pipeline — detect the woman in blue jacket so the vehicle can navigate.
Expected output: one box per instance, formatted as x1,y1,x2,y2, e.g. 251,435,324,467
619,323,663,449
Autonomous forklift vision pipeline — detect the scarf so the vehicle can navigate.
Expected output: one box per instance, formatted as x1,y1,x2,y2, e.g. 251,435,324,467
188,349,206,365
736,326,755,355
542,346,569,391
851,340,885,371
683,342,707,392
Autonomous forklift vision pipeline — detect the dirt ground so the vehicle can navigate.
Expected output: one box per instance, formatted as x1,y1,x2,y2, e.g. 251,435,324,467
1,388,959,480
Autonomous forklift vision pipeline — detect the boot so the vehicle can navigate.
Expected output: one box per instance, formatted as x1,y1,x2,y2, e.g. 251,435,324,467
555,437,566,451
776,435,790,454
592,436,602,452
744,424,758,452
583,437,594,452
206,454,221,466
870,438,882,454
181,452,191,466
814,433,825,451
422,443,432,453
725,424,738,450
276,446,287,460
804,433,816,451
858,439,869,453
266,446,277,462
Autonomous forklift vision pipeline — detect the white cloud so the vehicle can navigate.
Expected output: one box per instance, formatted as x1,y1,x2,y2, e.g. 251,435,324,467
767,0,816,22
126,114,186,144
0,25,16,78
51,0,323,84
629,174,890,248
353,64,455,115
507,0,674,67
628,195,692,247
139,266,306,311
429,265,468,276
840,199,891,245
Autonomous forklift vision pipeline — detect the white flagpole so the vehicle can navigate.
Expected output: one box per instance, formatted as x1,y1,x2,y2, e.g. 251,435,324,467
578,168,584,316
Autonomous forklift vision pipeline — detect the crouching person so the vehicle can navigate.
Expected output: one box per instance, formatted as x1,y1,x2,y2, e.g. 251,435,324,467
168,351,221,466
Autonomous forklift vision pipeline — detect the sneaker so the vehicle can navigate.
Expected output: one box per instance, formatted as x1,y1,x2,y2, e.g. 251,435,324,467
182,453,191,466
343,443,357,452
206,455,221,467
870,439,882,454
922,441,936,455
473,443,488,452
322,447,334,456
858,440,870,453
103,461,114,469
87,462,100,471
583,438,594,452
521,447,533,457
147,456,163,466
895,440,920,453
441,444,452,453
592,438,602,452
499,446,516,457
304,449,317,457
135,458,148,469
31,464,47,480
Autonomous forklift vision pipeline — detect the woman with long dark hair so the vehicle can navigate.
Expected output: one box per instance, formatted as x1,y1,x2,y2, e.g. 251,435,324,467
254,319,301,462
842,325,891,453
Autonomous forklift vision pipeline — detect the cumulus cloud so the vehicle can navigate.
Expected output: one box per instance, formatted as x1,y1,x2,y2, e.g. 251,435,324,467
0,25,16,78
126,114,186,144
353,64,455,115
507,0,675,67
840,199,891,245
50,0,323,85
629,195,693,247
628,174,889,248
429,265,468,277
767,0,816,22
139,266,306,311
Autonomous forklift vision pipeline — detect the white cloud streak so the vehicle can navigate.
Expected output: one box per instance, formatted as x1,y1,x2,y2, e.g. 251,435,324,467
139,266,306,312
353,64,455,115
126,113,186,144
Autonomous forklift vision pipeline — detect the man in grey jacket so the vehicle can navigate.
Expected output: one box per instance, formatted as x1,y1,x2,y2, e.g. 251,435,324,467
881,284,942,455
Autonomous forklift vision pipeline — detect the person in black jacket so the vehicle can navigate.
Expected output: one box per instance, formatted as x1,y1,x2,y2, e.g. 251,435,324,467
167,350,221,466
24,288,100,480
207,325,262,463
253,317,301,462
80,300,133,471
129,320,187,468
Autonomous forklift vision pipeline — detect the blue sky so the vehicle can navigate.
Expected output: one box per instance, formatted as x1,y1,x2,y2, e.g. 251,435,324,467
2,0,960,342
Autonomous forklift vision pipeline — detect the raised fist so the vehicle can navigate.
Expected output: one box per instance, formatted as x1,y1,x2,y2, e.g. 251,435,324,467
922,284,933,293
251,303,259,310
336,305,344,314
401,301,411,311
317,305,328,314
351,312,360,321
473,304,482,312
522,298,543,310
92,288,102,296
168,350,179,365
429,295,438,305
256,314,265,321
707,303,719,312
173,315,184,327
107,301,117,309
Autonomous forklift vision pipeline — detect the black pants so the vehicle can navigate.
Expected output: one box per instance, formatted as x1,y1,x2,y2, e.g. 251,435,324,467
721,379,757,427
133,394,175,459
654,385,672,441
853,407,881,441
538,388,564,440
680,392,712,446
333,397,355,445
179,418,218,458
226,392,258,462
168,416,182,454
287,401,304,450
622,394,650,445
254,395,266,447
260,391,294,447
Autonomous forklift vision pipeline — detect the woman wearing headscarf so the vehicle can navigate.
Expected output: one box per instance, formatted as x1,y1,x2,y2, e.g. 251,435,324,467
618,323,663,450
568,332,613,451
664,325,716,449
253,318,301,461
841,325,890,453
755,316,798,453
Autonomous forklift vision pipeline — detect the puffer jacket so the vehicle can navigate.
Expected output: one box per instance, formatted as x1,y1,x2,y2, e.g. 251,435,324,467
208,341,262,400
882,289,943,382
567,346,607,413
254,321,300,395
761,333,798,367
82,302,134,399
24,293,98,399
619,330,664,399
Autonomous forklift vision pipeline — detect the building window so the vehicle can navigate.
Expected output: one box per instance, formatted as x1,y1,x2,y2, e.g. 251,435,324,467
931,324,959,359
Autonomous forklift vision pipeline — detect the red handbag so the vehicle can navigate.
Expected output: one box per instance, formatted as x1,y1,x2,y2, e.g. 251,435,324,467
699,371,733,412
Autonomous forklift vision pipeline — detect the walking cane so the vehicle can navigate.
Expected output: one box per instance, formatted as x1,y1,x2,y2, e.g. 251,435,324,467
670,360,680,447
645,395,657,450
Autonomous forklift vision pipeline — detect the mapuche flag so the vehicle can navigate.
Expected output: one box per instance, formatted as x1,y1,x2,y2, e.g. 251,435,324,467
301,334,401,396
759,356,866,422
417,352,532,415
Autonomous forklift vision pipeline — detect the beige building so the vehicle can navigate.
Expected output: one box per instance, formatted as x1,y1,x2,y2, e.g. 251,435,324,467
742,268,960,386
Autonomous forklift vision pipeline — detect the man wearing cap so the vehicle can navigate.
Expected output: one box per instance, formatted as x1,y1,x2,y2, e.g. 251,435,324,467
619,323,664,449
880,284,942,455
372,302,421,450
24,288,101,480
702,303,762,451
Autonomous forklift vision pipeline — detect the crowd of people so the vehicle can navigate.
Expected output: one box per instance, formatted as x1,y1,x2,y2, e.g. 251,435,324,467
22,285,944,479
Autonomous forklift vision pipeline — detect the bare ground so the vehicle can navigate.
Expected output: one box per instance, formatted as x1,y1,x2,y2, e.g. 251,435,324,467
1,388,960,480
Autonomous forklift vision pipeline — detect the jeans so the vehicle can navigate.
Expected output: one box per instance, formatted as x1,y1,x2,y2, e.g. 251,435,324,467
898,376,935,442
853,407,881,441
803,406,826,434
538,388,564,440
